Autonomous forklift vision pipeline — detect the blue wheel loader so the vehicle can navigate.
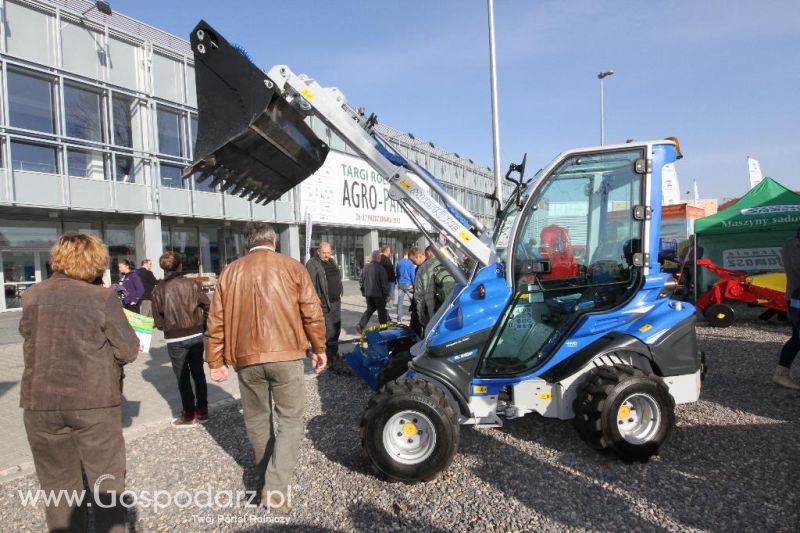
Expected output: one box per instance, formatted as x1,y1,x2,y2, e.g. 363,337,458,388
185,21,704,483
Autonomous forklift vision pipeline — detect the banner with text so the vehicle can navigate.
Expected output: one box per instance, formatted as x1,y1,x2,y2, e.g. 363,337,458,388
299,151,426,230
722,247,783,272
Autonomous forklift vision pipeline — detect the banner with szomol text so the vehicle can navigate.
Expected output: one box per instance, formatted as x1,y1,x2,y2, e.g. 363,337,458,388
298,150,426,230
722,247,783,272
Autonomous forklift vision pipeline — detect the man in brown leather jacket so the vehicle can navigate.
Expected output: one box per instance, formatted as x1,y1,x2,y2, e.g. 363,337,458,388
206,222,326,513
151,251,210,426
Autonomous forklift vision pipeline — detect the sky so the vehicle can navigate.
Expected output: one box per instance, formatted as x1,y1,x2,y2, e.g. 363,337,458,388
117,0,799,201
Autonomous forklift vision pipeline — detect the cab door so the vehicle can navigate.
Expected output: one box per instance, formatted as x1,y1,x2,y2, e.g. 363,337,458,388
478,147,647,377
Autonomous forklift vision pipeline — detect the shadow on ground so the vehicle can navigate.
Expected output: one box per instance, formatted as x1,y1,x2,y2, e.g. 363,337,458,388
305,369,374,477
0,380,17,400
462,411,796,531
137,344,235,414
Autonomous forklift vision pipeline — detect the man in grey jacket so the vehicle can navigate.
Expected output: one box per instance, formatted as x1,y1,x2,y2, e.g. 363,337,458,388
357,250,389,333
305,242,343,361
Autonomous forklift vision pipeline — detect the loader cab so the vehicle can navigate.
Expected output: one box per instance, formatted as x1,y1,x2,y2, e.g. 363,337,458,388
481,147,647,376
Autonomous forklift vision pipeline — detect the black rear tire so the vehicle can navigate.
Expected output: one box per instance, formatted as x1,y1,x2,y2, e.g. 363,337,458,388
361,378,459,482
573,364,675,461
704,303,735,327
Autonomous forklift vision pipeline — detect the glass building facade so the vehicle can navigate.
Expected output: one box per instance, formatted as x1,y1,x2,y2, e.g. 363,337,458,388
0,0,500,310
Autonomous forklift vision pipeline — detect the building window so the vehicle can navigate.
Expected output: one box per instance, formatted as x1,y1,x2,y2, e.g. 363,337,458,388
152,53,184,103
186,65,197,107
105,224,136,283
107,36,140,91
0,219,60,247
64,84,104,142
160,163,186,189
112,94,137,148
193,173,217,193
10,141,57,173
189,114,198,157
114,155,144,183
60,19,104,79
4,1,56,66
7,70,55,133
168,227,199,273
199,228,221,274
157,106,183,156
67,148,105,180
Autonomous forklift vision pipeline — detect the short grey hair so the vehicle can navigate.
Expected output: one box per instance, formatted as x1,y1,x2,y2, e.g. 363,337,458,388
244,222,277,250
371,249,382,261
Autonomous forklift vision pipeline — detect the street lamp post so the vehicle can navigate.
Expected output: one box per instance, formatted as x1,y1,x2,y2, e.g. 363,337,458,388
487,0,502,204
597,69,614,145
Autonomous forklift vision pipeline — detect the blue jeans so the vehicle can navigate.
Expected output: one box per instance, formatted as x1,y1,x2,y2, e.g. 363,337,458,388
396,283,413,322
387,282,396,308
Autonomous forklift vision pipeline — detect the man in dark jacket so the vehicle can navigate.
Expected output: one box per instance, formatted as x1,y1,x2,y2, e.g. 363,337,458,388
151,251,211,426
136,259,159,317
357,250,390,333
380,245,396,309
775,229,800,390
305,242,343,361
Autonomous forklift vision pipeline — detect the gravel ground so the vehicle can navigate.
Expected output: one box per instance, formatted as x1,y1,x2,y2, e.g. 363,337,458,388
1,307,798,532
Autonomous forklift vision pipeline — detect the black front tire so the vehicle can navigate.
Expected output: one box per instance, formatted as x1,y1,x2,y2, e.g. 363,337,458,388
573,364,675,461
361,378,459,483
704,303,735,327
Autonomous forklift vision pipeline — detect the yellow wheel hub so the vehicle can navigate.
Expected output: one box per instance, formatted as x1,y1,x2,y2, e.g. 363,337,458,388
401,422,418,438
618,405,632,420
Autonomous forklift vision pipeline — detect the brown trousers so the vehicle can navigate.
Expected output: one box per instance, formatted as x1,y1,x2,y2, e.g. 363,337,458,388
23,406,127,533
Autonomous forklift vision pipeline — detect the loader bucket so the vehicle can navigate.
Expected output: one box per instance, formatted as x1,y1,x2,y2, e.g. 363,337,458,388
184,21,329,204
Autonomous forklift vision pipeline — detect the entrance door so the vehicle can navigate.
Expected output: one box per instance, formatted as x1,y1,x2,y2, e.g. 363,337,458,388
1,250,52,311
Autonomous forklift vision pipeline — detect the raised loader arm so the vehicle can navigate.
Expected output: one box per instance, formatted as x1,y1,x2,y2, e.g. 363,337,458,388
185,21,495,283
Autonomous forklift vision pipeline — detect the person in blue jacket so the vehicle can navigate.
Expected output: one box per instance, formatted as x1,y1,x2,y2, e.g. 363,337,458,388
395,247,419,322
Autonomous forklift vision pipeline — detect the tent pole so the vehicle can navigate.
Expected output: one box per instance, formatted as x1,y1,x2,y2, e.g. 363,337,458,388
693,235,698,303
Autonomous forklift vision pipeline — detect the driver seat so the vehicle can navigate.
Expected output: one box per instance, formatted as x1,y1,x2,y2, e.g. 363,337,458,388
589,241,625,283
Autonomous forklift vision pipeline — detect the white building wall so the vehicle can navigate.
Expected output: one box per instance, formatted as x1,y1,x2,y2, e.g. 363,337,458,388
0,0,501,303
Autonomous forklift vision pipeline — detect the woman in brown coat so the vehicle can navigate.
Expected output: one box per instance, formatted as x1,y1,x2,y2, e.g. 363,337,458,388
20,234,140,532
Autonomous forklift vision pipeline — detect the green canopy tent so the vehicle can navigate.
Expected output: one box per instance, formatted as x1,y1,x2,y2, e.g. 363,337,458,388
694,177,800,292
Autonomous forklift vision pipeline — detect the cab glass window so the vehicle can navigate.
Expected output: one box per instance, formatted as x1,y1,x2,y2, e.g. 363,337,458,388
480,149,644,377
